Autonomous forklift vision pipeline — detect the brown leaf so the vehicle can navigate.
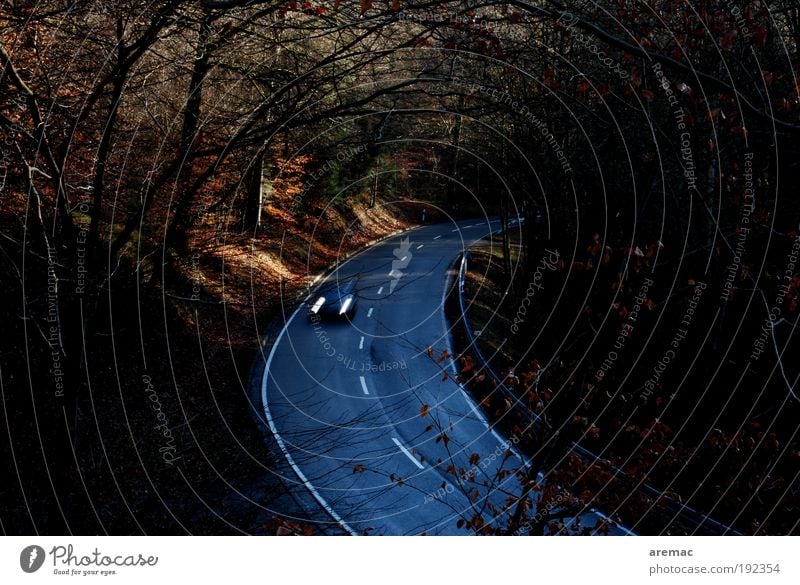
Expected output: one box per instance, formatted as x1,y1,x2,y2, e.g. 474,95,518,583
720,30,738,51
754,26,767,47
419,404,430,418
732,126,748,140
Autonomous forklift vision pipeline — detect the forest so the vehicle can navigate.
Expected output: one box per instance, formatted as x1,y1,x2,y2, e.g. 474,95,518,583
1,0,799,536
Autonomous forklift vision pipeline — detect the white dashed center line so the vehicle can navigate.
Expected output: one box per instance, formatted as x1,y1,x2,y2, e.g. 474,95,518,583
367,307,374,318
359,376,370,395
359,336,364,349
377,286,383,295
433,235,441,240
451,228,459,232
392,437,424,469
416,244,424,250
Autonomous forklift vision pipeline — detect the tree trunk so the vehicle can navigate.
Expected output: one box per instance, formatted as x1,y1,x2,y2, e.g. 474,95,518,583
447,97,464,200
88,18,127,270
242,153,264,231
164,15,212,251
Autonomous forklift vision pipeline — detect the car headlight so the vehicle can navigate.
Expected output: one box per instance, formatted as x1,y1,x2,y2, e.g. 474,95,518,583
339,297,353,315
310,296,326,314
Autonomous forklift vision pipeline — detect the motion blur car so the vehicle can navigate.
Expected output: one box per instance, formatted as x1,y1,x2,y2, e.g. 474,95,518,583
307,280,357,320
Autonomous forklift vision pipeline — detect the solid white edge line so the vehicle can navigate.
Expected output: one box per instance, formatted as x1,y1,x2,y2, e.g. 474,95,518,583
257,220,488,537
590,508,636,536
444,243,634,536
392,437,424,469
359,376,370,395
440,257,526,463
261,310,357,535
259,221,435,536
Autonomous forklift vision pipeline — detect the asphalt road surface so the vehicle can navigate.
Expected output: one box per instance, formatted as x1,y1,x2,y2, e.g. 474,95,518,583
260,217,631,535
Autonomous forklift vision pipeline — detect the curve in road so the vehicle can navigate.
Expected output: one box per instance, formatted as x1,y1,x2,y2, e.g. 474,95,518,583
260,217,630,535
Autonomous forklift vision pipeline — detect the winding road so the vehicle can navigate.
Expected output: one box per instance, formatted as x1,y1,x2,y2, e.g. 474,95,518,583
259,217,631,535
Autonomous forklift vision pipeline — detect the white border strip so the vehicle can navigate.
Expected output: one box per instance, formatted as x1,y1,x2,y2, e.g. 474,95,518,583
259,224,428,536
392,438,424,469
261,310,358,535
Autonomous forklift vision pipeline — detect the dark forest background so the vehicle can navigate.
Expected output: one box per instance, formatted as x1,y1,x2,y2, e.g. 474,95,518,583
1,0,799,534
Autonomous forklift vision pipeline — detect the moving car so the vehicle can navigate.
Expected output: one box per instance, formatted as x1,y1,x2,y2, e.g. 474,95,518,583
307,280,357,320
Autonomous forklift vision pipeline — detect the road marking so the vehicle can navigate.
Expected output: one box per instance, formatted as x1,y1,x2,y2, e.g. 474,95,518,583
433,235,441,240
260,220,506,537
451,228,459,232
392,437,424,469
590,508,636,536
260,223,428,537
261,310,356,535
416,244,424,250
367,307,373,317
468,399,483,420
359,376,370,395
359,336,364,349
438,255,532,471
377,286,383,295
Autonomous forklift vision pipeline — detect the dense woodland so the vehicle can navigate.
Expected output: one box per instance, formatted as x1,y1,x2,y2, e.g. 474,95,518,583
2,0,800,534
